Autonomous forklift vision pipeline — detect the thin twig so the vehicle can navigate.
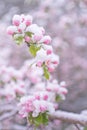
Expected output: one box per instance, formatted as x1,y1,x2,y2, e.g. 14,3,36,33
75,124,81,130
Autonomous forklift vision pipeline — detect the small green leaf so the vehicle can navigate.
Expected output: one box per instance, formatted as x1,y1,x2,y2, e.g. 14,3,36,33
28,112,49,127
43,65,50,80
56,95,62,102
42,112,49,125
34,112,48,127
29,44,41,57
25,32,33,37
14,35,24,45
34,114,43,127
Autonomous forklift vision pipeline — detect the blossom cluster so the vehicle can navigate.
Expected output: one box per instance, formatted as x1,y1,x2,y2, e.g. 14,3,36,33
7,14,51,46
19,95,55,118
0,61,43,101
18,79,68,117
0,62,67,127
7,14,68,127
0,62,67,102
7,14,59,79
18,79,67,127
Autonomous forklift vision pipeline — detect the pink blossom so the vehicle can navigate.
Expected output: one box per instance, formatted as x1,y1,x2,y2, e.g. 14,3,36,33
36,61,43,67
25,15,33,26
47,49,52,55
48,66,55,72
25,36,31,43
20,14,25,22
43,95,48,100
7,26,17,35
32,34,43,42
40,27,45,34
59,87,68,95
18,22,26,32
40,36,52,44
12,15,20,26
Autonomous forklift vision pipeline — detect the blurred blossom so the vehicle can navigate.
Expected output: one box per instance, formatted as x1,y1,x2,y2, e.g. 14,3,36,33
0,0,87,130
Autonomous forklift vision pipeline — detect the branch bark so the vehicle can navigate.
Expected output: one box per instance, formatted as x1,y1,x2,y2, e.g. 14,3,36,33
51,110,87,126
0,109,87,126
0,109,17,121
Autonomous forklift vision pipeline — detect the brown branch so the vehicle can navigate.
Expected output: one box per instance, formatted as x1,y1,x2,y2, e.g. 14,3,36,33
51,110,87,126
0,109,87,126
0,109,17,121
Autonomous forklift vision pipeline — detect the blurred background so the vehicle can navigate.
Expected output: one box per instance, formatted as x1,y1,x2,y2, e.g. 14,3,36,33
0,0,87,129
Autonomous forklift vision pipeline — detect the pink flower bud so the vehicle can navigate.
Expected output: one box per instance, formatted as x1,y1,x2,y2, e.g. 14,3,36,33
35,95,40,100
18,28,22,33
40,106,47,112
36,61,43,67
43,95,48,100
25,15,33,26
12,15,20,26
47,49,52,55
20,14,25,22
25,36,31,43
46,88,51,92
48,66,55,72
60,88,68,95
7,26,17,35
60,81,66,87
40,27,45,35
33,34,43,42
52,61,58,65
41,36,52,44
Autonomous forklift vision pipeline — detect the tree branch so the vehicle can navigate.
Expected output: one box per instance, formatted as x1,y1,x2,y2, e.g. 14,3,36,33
51,110,87,126
0,109,87,126
0,109,17,121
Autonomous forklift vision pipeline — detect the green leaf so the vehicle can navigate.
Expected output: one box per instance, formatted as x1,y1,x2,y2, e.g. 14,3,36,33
29,44,41,57
34,112,48,127
25,32,33,37
43,65,50,80
34,114,43,127
14,35,24,45
56,95,62,102
28,112,49,127
28,113,33,124
42,112,49,125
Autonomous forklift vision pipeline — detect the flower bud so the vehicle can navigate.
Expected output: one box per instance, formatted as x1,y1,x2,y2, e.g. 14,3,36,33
7,26,17,35
40,27,45,35
25,36,31,43
33,34,43,42
47,49,52,55
25,15,33,26
36,61,43,67
41,36,52,44
12,15,20,26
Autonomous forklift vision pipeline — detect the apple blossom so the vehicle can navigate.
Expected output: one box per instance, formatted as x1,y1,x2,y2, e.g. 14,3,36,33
25,36,31,43
25,15,33,26
12,14,20,26
7,26,17,35
39,27,45,35
39,35,52,44
7,14,68,128
18,22,26,33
